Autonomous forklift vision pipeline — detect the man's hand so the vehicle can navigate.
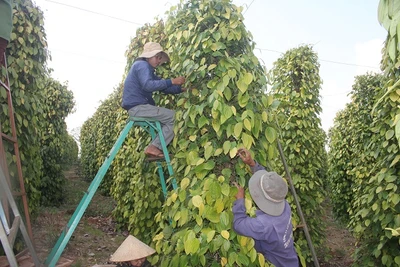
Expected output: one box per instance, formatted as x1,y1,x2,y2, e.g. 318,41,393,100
172,76,185,85
237,148,256,167
232,181,245,199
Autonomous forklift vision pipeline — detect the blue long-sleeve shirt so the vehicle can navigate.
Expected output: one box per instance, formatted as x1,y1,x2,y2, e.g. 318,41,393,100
122,59,182,110
233,162,299,267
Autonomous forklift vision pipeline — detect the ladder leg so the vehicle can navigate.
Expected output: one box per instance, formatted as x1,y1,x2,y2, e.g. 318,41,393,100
45,121,134,267
0,167,41,266
148,126,168,199
154,121,177,189
0,207,18,267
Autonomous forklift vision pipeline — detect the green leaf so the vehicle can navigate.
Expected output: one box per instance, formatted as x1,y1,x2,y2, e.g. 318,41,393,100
204,144,213,160
265,127,277,143
236,79,248,93
207,230,216,242
198,115,209,128
386,129,394,140
243,72,253,85
241,132,254,148
228,69,236,78
181,178,190,190
223,141,231,154
234,122,243,138
244,118,252,131
205,209,220,223
209,182,222,199
238,92,249,107
184,236,200,254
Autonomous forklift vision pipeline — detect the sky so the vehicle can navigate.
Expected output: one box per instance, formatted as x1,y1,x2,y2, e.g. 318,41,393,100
32,0,387,136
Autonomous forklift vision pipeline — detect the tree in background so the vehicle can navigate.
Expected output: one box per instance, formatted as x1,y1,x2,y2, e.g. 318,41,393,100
39,78,75,206
342,1,400,266
327,1,400,265
269,45,327,260
328,74,383,224
0,0,77,213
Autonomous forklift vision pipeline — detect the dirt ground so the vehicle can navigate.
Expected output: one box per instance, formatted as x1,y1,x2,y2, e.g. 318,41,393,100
29,165,355,267
318,200,355,267
32,165,126,266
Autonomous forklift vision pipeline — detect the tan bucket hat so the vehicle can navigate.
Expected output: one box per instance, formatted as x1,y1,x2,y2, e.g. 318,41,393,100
138,42,170,64
110,235,156,262
248,170,288,216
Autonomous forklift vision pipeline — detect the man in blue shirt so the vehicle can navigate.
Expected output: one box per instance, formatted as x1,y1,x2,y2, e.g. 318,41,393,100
233,148,299,267
122,42,186,160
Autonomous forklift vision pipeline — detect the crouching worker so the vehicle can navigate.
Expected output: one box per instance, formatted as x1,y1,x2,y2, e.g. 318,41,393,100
109,235,155,267
232,148,299,267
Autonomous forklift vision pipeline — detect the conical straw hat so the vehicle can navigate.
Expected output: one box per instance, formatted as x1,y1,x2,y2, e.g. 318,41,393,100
110,235,156,262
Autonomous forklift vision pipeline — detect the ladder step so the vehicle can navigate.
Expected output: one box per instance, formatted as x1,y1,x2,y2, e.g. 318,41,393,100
8,215,20,247
1,132,17,143
0,79,10,91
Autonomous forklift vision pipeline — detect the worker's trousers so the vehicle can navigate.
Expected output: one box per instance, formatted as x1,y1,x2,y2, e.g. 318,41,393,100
128,104,175,150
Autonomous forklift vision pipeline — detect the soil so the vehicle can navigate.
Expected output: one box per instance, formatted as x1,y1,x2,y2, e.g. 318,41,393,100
32,165,126,267
29,164,355,267
318,200,356,267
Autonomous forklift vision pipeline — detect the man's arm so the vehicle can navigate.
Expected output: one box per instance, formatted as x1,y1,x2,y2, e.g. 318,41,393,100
232,198,268,239
162,85,183,94
237,148,266,173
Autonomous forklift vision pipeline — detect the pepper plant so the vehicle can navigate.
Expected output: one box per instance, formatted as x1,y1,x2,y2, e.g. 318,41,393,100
268,45,327,262
1,0,76,212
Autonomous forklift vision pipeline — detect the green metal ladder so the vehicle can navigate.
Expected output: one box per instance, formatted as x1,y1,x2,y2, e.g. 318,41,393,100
45,117,177,267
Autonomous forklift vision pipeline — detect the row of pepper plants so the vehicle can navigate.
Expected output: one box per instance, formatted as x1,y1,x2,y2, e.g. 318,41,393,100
327,0,400,266
80,0,327,266
0,0,77,214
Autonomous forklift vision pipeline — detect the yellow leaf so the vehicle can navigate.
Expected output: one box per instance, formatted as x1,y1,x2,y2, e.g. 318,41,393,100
228,69,236,78
236,79,247,93
239,236,248,246
229,147,238,158
184,165,191,176
208,64,217,70
267,95,274,105
389,91,399,102
204,144,213,160
243,72,253,85
221,230,230,240
215,199,224,213
199,202,205,216
214,148,223,156
153,232,164,241
207,230,216,242
223,141,231,154
244,118,252,131
258,253,265,266
189,135,197,141
221,257,228,266
192,195,203,208
245,198,252,210
181,178,190,190
195,215,203,226
231,105,236,115
262,111,268,122
196,158,205,165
